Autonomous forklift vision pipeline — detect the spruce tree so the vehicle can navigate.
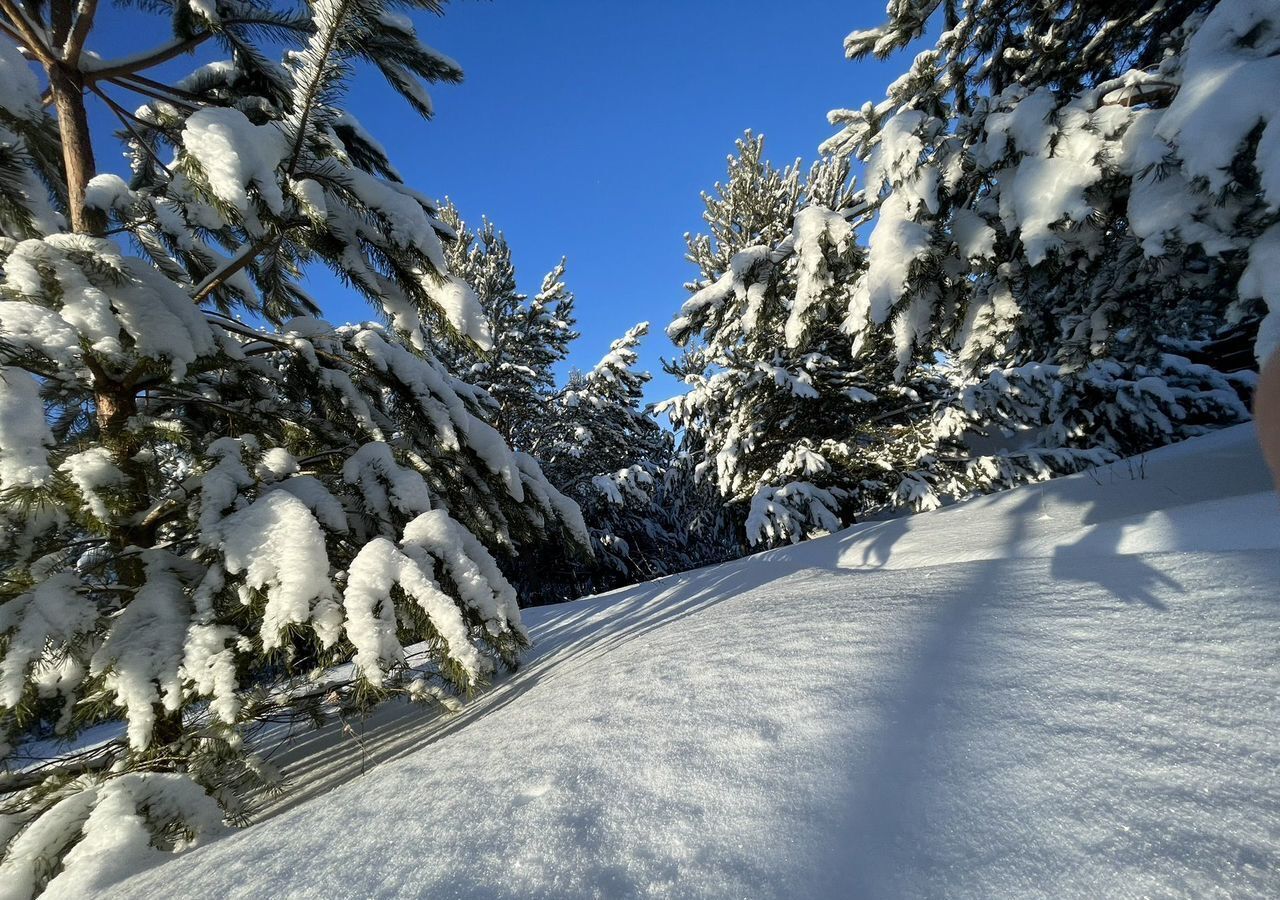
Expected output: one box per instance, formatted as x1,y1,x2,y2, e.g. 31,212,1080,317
0,1,585,891
523,323,677,600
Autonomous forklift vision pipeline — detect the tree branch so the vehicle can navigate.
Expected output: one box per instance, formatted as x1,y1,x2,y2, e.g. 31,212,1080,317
87,82,174,178
62,0,97,63
85,31,212,81
100,74,198,111
192,236,275,302
0,0,54,63
113,71,205,105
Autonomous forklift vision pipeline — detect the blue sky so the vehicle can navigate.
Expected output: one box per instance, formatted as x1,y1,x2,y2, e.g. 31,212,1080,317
85,0,915,406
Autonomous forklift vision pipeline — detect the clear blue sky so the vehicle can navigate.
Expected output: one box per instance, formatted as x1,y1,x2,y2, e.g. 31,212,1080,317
85,0,915,406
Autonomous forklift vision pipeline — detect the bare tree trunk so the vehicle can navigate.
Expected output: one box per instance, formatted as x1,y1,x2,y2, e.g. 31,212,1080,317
46,61,108,237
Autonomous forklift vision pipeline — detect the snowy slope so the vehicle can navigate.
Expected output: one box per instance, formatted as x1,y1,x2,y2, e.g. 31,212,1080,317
101,425,1279,899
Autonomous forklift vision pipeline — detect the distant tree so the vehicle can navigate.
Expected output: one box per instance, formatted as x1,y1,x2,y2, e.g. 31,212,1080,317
664,133,956,545
667,2,1268,551
435,201,578,449
0,1,585,892
519,323,679,602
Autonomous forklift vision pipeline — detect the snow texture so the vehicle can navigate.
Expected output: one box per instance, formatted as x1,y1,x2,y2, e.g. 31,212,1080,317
4,774,224,899
788,206,852,347
0,367,54,489
82,175,133,212
0,36,41,120
59,448,124,522
1157,0,1280,201
89,553,191,749
99,425,1280,899
181,108,288,216
214,491,342,652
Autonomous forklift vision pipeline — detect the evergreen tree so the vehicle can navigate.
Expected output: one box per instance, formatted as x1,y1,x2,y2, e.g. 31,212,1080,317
664,133,957,545
435,201,578,449
812,0,1266,489
521,323,678,603
0,1,585,891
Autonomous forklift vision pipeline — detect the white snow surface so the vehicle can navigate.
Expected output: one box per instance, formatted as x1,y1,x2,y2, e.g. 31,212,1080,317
104,425,1279,899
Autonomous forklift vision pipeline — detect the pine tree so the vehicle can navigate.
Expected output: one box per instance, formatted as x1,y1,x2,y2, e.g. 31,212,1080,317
664,133,958,545
811,0,1267,491
0,1,585,891
435,201,578,448
522,323,676,599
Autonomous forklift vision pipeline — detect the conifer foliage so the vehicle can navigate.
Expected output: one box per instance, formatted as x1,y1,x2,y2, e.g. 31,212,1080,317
667,1,1272,546
522,322,679,602
430,203,678,602
821,0,1270,462
0,1,584,892
434,201,579,449
664,133,956,545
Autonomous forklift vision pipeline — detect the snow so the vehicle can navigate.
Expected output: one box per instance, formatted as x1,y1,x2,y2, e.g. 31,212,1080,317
341,526,495,687
59,448,124,522
273,476,348,533
342,442,433,524
3,235,216,379
0,367,54,490
1156,0,1280,199
847,190,930,342
667,246,770,342
0,35,41,121
180,108,288,217
0,574,95,711
951,207,996,260
1240,223,1280,363
6,774,224,900
513,452,592,548
82,174,133,212
214,491,343,652
401,509,526,641
288,177,327,220
87,427,1280,898
982,92,1105,266
0,36,61,233
88,553,191,749
788,206,853,347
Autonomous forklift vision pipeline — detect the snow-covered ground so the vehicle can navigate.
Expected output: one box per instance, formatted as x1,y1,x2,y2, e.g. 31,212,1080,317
100,425,1278,899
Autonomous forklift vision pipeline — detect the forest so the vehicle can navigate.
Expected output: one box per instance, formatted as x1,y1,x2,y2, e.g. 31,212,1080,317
0,0,1277,895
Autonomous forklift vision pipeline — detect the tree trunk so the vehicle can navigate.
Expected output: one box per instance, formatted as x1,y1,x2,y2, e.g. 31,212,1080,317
46,62,108,237
48,55,151,573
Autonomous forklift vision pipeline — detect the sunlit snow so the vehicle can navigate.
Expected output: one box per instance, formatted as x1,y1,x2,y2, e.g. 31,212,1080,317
98,425,1279,899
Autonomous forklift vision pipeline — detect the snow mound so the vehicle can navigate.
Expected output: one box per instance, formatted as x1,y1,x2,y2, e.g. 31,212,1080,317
102,425,1280,899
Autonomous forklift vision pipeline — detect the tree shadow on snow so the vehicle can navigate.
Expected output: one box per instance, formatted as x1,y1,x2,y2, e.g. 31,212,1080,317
809,483,1245,897
251,554,807,821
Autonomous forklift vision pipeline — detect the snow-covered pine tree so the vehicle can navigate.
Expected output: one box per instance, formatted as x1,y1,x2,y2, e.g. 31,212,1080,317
0,1,586,892
811,0,1267,491
435,201,578,449
520,323,677,603
663,133,957,546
